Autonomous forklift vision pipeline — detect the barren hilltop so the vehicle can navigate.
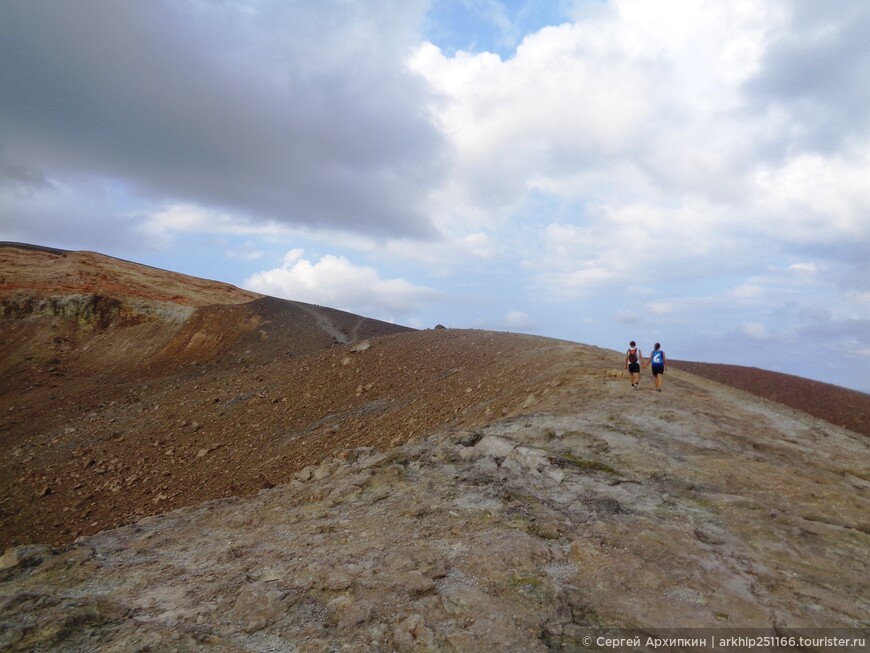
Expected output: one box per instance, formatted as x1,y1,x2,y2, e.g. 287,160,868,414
1,242,868,651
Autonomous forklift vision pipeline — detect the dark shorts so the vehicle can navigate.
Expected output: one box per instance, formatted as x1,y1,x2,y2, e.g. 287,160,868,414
651,364,664,376
628,363,640,374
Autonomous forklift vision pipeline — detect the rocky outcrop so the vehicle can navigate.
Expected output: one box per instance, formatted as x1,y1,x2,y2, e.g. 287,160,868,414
1,292,195,327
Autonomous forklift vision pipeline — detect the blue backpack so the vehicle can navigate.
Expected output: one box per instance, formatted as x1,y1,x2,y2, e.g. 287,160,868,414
652,350,664,365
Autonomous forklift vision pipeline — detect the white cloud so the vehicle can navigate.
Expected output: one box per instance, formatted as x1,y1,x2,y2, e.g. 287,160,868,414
741,321,773,341
141,204,292,247
225,244,264,261
616,311,642,324
727,284,767,302
788,262,819,274
525,201,745,298
410,0,870,303
244,250,437,319
409,0,773,218
504,310,536,330
282,248,305,266
751,150,870,243
849,292,870,307
377,231,497,272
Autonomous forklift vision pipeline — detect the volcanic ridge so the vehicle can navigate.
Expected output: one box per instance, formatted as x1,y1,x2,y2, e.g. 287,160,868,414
0,242,868,652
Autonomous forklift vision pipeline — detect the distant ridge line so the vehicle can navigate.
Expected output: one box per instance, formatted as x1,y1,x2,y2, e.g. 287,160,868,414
672,360,870,437
0,241,70,256
0,241,254,290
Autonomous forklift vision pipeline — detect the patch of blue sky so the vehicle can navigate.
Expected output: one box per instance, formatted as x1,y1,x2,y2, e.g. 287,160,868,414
515,189,587,226
132,233,229,282
424,0,574,59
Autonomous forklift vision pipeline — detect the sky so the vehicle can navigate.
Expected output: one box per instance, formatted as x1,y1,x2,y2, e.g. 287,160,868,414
1,0,869,392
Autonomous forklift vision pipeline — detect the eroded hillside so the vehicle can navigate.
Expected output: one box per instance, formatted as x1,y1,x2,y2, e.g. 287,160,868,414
2,244,591,550
1,243,413,546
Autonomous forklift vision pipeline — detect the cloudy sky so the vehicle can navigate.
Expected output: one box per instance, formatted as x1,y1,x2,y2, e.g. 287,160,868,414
2,0,869,392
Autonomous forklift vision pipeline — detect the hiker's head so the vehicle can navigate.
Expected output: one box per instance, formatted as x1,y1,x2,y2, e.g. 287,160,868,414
629,341,636,347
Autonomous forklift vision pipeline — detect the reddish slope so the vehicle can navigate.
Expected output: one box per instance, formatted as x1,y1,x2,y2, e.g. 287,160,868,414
671,361,870,437
1,242,260,306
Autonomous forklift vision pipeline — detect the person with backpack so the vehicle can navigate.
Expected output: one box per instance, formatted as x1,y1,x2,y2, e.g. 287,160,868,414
625,341,642,390
647,343,667,391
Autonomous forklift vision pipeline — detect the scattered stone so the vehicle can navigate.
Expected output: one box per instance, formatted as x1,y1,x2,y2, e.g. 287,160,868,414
294,466,314,482
0,545,52,571
323,571,353,591
393,614,433,651
398,570,436,597
473,435,516,460
327,595,371,628
312,461,338,480
233,583,287,633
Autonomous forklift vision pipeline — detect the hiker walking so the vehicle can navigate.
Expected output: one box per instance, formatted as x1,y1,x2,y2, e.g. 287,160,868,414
647,342,667,391
625,341,642,390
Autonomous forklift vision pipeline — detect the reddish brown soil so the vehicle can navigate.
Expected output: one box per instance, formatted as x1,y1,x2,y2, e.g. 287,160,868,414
0,322,577,549
0,242,261,306
671,361,870,438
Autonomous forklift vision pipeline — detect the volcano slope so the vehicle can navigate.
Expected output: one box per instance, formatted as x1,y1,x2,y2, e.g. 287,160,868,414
1,242,417,547
1,243,869,650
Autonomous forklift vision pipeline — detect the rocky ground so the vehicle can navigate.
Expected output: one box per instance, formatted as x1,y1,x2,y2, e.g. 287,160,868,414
1,354,868,651
1,312,578,548
1,243,868,650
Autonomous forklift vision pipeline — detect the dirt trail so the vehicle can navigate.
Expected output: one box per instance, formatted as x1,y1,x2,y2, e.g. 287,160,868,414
286,300,352,344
